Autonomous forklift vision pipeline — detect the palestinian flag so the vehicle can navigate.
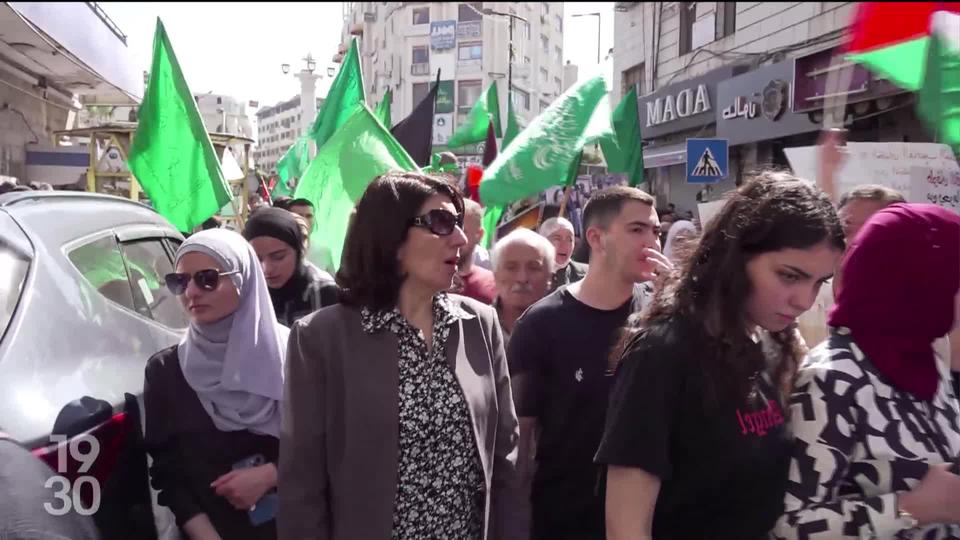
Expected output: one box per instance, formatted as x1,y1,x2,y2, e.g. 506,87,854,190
847,2,960,145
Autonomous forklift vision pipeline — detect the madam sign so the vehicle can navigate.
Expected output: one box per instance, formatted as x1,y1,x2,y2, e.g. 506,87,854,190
645,84,711,128
636,65,748,139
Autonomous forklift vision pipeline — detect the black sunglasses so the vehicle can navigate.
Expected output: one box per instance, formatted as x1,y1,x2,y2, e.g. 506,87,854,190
409,208,464,236
164,269,239,295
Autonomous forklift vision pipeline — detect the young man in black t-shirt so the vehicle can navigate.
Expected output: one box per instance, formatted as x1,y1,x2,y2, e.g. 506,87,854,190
508,186,670,540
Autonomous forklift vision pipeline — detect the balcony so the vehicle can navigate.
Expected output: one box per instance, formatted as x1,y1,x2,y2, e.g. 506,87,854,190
411,63,430,76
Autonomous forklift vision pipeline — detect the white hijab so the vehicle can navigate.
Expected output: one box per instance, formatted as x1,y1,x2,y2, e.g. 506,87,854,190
664,220,697,261
176,229,289,438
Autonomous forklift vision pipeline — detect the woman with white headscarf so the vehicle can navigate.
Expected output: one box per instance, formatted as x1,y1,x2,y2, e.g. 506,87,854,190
662,219,697,263
144,229,288,540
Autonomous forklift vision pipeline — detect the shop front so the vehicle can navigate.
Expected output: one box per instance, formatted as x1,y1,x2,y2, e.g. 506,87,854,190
638,64,749,213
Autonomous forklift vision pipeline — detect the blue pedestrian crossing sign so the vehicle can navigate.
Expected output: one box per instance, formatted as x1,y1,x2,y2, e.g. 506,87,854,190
686,138,728,184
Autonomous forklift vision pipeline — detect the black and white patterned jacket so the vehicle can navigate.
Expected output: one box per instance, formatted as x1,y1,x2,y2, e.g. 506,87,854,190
772,328,960,540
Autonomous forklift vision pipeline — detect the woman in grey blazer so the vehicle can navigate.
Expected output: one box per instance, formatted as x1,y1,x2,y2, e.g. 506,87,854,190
278,172,523,540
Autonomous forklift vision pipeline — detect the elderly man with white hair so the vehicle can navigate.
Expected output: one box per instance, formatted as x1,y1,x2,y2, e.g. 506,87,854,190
491,228,555,344
539,216,588,292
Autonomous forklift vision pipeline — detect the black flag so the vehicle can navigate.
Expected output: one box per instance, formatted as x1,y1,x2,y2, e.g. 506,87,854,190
391,69,440,167
481,119,498,167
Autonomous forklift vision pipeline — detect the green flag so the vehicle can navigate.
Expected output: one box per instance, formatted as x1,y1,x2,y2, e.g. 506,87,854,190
375,88,393,128
294,103,419,272
128,19,231,232
502,99,521,150
480,205,504,249
447,81,502,148
270,176,294,198
309,38,365,148
918,25,960,148
277,135,310,184
479,75,614,207
599,87,645,187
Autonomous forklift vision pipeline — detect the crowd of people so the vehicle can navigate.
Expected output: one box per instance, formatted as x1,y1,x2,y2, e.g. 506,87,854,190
3,132,959,540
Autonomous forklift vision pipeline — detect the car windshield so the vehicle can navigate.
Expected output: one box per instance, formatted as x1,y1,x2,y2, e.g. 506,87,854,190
0,239,30,344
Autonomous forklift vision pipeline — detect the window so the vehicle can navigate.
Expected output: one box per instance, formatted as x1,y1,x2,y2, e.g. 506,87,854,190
412,6,430,25
69,236,139,313
0,236,29,340
119,239,188,329
458,2,483,21
555,14,562,32
679,2,696,55
555,45,562,64
541,2,549,15
412,45,429,65
458,42,483,61
540,99,550,112
523,55,531,65
513,88,531,110
521,20,531,40
457,80,483,119
622,62,645,96
412,82,430,108
554,76,562,90
541,35,549,54
716,1,736,39
539,67,549,84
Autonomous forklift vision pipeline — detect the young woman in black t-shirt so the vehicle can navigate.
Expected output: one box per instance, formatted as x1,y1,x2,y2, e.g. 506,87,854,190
595,173,845,540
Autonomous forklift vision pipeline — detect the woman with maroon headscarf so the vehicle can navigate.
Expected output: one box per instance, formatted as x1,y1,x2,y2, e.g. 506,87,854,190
773,204,960,540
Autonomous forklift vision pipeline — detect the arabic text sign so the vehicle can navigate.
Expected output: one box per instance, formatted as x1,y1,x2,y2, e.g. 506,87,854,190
430,20,456,49
910,166,960,212
784,142,960,199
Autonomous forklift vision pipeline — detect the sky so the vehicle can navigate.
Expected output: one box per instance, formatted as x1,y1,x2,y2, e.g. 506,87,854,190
102,2,614,110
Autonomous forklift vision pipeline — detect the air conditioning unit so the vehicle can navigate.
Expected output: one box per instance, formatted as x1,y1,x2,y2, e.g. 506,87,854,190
364,11,377,22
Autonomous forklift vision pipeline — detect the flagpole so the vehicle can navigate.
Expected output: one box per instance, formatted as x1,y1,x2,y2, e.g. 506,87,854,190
558,186,572,217
818,46,854,203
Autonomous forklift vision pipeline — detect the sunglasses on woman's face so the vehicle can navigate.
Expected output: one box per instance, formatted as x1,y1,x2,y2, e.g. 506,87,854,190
409,208,464,236
164,269,238,295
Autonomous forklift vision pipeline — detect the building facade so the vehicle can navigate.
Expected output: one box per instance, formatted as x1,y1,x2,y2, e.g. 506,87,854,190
0,2,141,184
194,94,253,138
338,1,565,156
612,2,934,214
254,95,324,175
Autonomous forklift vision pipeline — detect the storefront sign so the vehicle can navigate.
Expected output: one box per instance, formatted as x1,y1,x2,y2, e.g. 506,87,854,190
792,45,905,114
636,64,748,139
717,61,818,146
645,84,711,128
435,80,455,114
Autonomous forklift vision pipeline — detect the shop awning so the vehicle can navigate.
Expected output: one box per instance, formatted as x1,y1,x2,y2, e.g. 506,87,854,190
643,143,686,169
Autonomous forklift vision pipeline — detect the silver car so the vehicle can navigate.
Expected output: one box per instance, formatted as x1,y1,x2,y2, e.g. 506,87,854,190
0,190,189,539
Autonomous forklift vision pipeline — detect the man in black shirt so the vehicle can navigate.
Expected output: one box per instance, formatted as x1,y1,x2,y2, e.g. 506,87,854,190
508,186,670,540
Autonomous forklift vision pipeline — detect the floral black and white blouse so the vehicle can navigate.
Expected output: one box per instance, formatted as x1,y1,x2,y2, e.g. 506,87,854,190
772,328,960,540
361,293,485,540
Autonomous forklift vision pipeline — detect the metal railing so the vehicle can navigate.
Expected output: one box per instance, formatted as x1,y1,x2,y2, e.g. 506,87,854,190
85,2,127,44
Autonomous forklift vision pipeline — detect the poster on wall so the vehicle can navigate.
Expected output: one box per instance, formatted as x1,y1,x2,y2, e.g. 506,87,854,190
433,113,454,146
430,20,456,50
435,81,455,114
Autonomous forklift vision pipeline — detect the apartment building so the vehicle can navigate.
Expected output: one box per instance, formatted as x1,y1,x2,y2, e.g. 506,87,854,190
254,95,324,175
338,2,566,155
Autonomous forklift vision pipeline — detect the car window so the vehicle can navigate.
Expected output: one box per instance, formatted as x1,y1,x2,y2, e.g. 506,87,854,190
68,235,139,313
119,239,188,329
